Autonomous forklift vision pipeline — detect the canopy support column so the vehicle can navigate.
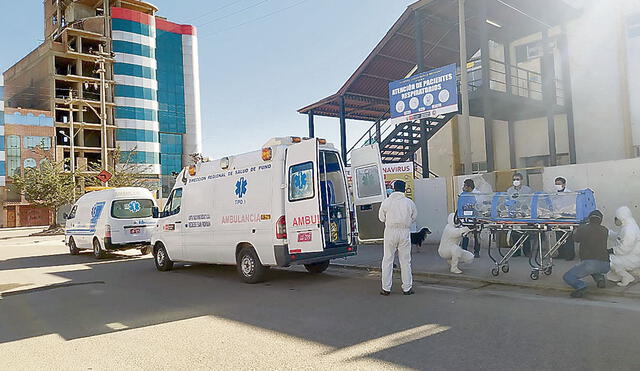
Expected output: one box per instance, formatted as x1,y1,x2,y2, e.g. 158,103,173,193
480,0,495,172
560,26,577,164
542,28,558,166
339,95,347,164
415,9,429,178
307,110,315,138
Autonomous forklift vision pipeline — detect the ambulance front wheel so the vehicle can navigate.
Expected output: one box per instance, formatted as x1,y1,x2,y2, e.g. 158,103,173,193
237,246,267,284
154,243,174,272
305,260,330,274
68,237,79,255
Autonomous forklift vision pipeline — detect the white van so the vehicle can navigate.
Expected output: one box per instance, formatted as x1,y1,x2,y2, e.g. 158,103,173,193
65,187,158,259
150,137,378,283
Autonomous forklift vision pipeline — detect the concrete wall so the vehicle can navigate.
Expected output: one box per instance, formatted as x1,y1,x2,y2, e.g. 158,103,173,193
413,177,449,243
567,1,631,162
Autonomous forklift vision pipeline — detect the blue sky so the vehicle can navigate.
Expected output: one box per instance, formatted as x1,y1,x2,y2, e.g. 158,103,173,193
0,0,414,158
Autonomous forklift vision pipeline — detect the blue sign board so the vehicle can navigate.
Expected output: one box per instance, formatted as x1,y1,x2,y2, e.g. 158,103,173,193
388,63,459,120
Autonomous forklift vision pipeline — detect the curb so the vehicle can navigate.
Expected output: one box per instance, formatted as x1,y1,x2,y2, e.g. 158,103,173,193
330,263,640,300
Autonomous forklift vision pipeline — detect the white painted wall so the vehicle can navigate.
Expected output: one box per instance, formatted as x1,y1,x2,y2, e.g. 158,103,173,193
413,177,449,243
567,1,630,162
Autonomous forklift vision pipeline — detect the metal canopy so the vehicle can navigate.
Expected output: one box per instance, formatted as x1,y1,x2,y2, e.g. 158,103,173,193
298,0,580,122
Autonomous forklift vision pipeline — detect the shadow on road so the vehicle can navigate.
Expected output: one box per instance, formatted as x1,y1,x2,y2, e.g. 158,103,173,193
1,251,638,370
0,252,141,271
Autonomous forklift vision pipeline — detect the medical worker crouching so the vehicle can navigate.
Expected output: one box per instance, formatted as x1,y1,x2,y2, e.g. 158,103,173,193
379,180,417,296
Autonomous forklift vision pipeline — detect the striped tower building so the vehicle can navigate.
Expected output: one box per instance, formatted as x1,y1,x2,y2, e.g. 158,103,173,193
111,7,201,194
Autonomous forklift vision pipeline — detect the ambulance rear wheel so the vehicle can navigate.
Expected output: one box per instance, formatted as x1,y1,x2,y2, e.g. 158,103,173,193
154,243,173,272
69,237,79,255
305,260,330,274
237,247,267,284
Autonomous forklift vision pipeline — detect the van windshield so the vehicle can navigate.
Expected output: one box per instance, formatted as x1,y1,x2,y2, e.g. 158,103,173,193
111,199,155,219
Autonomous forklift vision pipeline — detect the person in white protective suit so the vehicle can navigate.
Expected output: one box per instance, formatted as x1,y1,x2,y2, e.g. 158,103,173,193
607,206,640,287
439,213,475,274
378,180,417,296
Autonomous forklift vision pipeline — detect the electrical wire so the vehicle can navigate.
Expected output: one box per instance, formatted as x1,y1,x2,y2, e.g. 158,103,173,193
196,0,270,28
495,0,552,29
184,0,250,23
201,0,310,39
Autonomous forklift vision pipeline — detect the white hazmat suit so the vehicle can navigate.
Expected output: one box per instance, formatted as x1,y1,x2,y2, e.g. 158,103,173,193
439,213,475,274
607,206,640,287
379,191,417,292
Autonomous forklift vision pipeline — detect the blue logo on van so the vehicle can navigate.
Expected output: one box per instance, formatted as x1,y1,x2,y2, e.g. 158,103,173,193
90,202,106,224
127,200,141,213
235,177,248,198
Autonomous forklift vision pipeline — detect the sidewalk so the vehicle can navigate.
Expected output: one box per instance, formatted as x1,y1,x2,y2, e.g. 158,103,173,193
333,244,640,299
0,226,47,240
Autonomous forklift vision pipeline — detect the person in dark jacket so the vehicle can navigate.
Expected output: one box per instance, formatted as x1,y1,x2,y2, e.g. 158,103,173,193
563,210,610,298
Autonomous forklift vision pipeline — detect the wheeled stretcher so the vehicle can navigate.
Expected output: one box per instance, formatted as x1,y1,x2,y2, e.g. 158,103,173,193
456,189,596,280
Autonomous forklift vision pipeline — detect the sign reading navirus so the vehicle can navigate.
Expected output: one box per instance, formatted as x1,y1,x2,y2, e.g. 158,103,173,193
388,63,459,120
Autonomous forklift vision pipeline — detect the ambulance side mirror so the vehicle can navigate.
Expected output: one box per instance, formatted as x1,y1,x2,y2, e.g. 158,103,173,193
152,207,159,219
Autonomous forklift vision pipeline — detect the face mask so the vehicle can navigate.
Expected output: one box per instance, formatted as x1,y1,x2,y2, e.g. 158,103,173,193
555,184,564,191
513,180,521,187
386,188,393,196
615,218,622,227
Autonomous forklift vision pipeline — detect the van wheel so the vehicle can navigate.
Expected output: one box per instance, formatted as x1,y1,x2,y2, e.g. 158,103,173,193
93,238,106,259
141,245,151,255
237,247,267,284
154,244,173,272
305,260,330,274
69,237,79,255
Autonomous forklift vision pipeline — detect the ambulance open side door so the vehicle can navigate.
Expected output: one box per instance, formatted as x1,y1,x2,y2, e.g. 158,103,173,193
285,139,324,254
350,143,386,243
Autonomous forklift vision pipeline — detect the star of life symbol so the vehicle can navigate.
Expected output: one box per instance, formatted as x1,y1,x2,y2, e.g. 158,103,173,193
235,177,248,198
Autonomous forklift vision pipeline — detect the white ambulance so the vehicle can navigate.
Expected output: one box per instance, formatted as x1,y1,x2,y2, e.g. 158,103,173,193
150,137,383,283
65,187,158,259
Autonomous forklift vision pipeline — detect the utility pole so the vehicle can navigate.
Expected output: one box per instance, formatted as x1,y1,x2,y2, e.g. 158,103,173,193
65,45,113,188
458,0,472,175
68,91,76,199
97,44,108,184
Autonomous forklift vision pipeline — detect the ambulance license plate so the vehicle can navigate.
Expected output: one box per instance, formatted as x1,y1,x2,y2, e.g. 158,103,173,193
130,228,141,234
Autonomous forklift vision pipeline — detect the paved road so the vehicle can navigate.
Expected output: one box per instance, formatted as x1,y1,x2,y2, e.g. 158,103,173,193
1,236,640,370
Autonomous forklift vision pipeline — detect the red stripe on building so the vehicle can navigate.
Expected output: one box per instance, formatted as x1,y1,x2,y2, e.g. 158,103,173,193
111,7,154,25
156,18,196,35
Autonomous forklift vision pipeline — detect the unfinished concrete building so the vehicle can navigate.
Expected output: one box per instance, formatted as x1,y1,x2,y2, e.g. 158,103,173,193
3,0,202,195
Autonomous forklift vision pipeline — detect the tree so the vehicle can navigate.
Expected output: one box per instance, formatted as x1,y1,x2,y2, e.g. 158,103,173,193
11,158,76,227
82,147,158,191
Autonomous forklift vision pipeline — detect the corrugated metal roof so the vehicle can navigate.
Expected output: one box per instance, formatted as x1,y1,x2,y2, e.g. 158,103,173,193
298,0,580,122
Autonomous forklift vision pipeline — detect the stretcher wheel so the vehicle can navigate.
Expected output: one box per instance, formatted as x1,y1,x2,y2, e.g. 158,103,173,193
491,267,500,277
530,271,539,280
544,267,552,275
501,265,510,273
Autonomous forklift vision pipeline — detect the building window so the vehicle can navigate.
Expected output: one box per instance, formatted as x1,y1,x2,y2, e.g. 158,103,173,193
7,135,20,176
24,136,52,150
23,158,37,169
460,162,488,175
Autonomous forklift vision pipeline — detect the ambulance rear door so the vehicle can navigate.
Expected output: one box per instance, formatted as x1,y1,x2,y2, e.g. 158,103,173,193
285,139,324,254
350,143,385,243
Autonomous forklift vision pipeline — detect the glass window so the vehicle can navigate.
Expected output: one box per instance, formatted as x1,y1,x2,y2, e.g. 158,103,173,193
23,158,36,168
289,162,314,201
163,188,182,216
111,199,155,219
24,136,52,150
355,165,382,198
67,205,77,219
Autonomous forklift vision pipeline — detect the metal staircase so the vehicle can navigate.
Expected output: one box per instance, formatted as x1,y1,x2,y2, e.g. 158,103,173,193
346,111,457,172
